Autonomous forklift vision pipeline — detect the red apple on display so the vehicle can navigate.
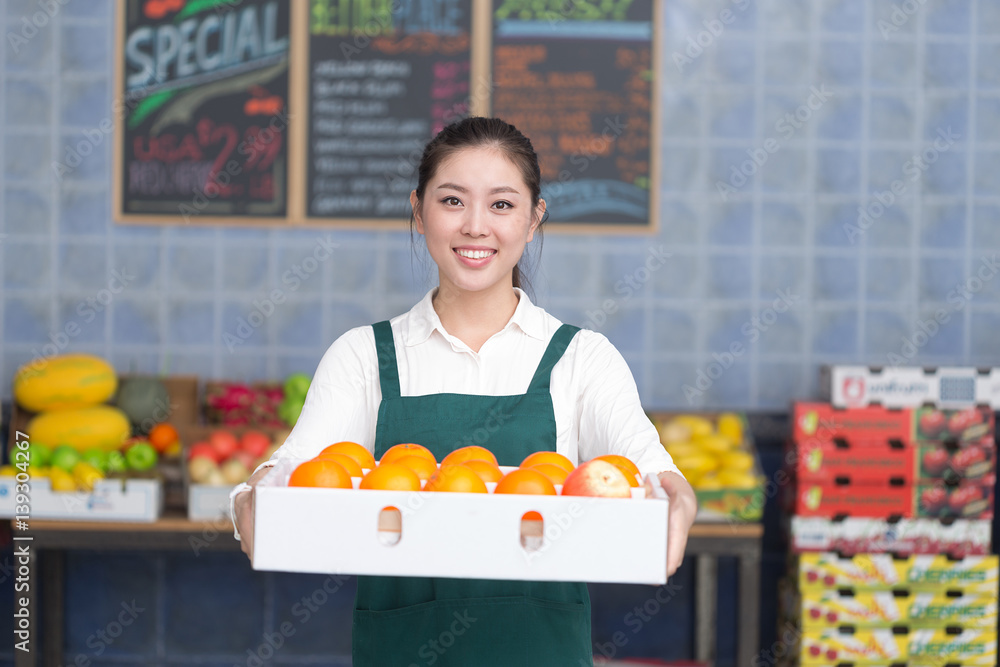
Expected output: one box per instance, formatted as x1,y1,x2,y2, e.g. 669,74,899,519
920,487,947,516
209,430,239,460
188,442,221,464
919,408,947,437
922,448,950,477
240,430,271,458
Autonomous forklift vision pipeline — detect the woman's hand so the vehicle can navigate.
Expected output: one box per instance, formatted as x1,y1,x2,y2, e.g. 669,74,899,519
233,466,272,562
656,471,698,577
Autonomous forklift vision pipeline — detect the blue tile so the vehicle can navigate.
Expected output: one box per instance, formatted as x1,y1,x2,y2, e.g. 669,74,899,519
273,298,324,347
113,223,163,240
812,308,858,355
167,299,214,346
59,187,110,235
650,309,697,353
816,93,862,141
710,146,754,199
64,553,157,655
4,12,54,71
222,244,270,291
651,252,700,299
218,348,269,380
867,149,911,193
328,301,375,340
63,0,112,18
113,297,161,345
59,241,108,291
866,202,912,249
4,78,52,126
660,94,701,139
761,149,808,194
647,359,700,408
61,77,109,128
757,312,803,355
60,23,108,73
545,248,597,298
385,244,431,299
977,98,1000,144
971,311,1000,357
164,552,266,653
759,254,806,298
924,95,968,143
659,145,700,193
913,307,965,356
163,351,215,376
926,0,971,34
657,200,699,245
976,152,1000,198
5,186,52,235
4,297,53,343
57,131,109,183
109,350,162,374
272,573,356,655
764,40,810,85
815,201,861,247
762,1,811,31
113,243,160,290
4,133,50,181
866,256,912,302
925,42,969,88
222,227,273,242
968,253,1000,303
920,202,966,249
922,149,965,196
864,309,910,356
706,254,752,299
706,201,753,246
813,255,858,300
815,149,860,194
704,307,753,353
599,305,644,354
59,296,106,344
757,362,806,409
760,201,807,246
701,360,751,408
221,300,268,348
980,1,1000,34
920,258,966,301
978,42,1000,88
870,42,918,88
972,204,1000,249
711,40,755,86
818,41,863,86
869,95,915,142
168,244,216,291
4,240,50,288
275,354,323,379
821,0,865,31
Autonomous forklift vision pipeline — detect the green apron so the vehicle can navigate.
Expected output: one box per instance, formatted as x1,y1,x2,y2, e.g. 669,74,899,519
352,320,593,666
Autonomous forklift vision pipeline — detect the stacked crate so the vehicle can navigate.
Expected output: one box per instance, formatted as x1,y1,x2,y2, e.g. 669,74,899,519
780,365,999,666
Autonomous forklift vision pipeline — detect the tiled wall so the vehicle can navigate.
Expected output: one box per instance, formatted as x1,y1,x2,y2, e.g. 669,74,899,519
2,0,999,410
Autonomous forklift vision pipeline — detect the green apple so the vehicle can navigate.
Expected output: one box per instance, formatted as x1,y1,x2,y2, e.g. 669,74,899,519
26,443,52,468
125,442,158,471
278,395,305,426
81,449,109,474
283,373,311,401
106,451,127,474
50,446,81,473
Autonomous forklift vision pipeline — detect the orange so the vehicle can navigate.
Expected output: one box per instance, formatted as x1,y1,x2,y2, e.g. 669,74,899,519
520,451,575,473
288,459,352,488
315,452,363,477
395,455,437,481
148,423,179,453
528,463,570,485
495,468,557,495
441,445,498,467
320,442,375,470
380,443,437,465
359,463,421,491
462,459,503,484
595,455,641,485
425,464,488,493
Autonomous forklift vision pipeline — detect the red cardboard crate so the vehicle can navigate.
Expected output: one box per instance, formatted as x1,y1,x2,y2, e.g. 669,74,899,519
796,479,995,520
791,440,995,485
913,405,994,444
789,516,993,558
793,402,912,444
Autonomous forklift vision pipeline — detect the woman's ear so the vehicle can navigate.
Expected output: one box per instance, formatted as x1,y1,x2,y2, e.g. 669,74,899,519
528,198,546,242
410,190,424,234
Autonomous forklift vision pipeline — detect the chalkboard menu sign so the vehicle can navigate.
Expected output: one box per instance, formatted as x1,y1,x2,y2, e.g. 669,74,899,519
304,0,474,221
114,0,291,222
491,0,658,231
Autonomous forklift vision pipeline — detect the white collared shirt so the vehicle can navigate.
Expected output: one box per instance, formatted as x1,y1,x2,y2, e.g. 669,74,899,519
232,288,680,539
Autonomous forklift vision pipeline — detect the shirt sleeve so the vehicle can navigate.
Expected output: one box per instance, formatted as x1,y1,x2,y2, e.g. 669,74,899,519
574,330,683,480
269,326,379,465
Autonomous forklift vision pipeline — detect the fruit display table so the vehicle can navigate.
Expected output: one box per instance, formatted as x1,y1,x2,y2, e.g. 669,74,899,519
11,517,761,667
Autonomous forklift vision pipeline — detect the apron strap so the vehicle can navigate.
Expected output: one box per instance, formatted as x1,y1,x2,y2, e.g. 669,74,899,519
526,324,580,394
372,321,401,399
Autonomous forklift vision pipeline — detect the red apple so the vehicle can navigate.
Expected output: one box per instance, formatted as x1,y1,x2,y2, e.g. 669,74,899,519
240,430,271,458
919,408,947,437
922,448,950,477
209,429,239,460
232,450,257,470
188,441,221,464
561,460,632,498
920,486,948,516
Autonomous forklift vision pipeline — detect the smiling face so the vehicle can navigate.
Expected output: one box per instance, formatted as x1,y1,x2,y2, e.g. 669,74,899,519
412,146,544,298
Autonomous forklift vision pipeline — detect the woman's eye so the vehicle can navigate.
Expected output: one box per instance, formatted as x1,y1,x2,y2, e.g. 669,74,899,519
493,200,513,210
442,196,461,206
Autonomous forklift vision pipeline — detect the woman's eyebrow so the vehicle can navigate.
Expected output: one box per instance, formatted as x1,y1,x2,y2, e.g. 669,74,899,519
435,183,521,195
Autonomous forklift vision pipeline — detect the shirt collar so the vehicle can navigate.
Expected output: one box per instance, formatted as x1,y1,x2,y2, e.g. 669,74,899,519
401,287,547,346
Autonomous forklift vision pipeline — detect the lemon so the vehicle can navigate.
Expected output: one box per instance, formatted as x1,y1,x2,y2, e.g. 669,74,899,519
717,469,758,490
693,473,723,491
0,465,17,477
717,412,744,445
664,442,701,459
718,450,754,472
49,467,77,492
672,415,714,439
72,462,104,492
695,434,734,455
673,454,718,478
657,420,692,444
26,466,48,479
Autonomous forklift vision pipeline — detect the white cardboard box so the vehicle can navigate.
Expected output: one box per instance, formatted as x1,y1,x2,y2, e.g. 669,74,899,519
821,365,1000,408
187,484,234,521
0,476,162,522
252,460,670,584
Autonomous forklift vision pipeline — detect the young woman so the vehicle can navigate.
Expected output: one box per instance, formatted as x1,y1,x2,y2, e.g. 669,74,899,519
232,117,697,666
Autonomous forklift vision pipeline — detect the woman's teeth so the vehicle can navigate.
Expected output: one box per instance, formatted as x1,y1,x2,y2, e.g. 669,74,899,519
456,249,495,259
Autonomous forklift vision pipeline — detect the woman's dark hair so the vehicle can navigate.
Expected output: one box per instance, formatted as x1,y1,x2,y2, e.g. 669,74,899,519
410,117,546,294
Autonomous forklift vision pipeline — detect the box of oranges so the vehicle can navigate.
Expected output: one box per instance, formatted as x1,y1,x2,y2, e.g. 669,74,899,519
251,444,670,584
651,412,765,522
